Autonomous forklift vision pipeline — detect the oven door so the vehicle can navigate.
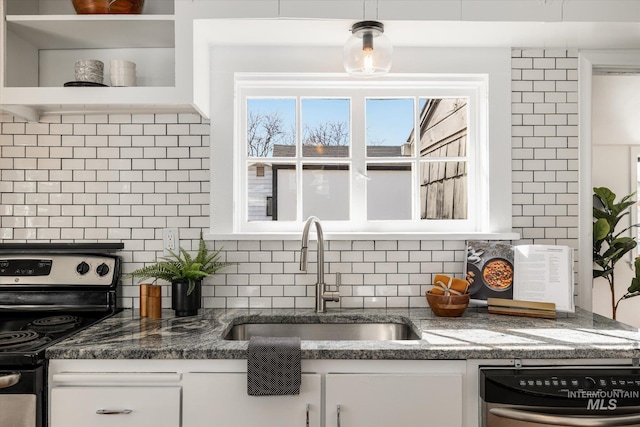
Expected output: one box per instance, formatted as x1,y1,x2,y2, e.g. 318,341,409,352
0,367,43,427
483,402,640,426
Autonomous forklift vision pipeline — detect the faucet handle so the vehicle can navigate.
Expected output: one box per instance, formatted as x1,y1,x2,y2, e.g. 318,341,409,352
323,273,341,303
324,272,341,294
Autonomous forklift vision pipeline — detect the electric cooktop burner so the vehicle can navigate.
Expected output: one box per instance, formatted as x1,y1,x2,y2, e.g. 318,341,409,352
0,330,51,351
28,315,81,333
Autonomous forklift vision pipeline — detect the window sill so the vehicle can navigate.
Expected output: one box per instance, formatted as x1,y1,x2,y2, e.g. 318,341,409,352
204,231,521,241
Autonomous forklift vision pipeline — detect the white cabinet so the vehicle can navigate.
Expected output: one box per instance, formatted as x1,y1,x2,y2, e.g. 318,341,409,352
325,373,463,427
183,372,322,427
181,365,464,427
0,0,198,121
48,359,467,427
50,386,180,427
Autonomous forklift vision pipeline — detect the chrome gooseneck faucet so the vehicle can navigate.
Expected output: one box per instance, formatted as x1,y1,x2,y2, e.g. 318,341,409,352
300,216,340,313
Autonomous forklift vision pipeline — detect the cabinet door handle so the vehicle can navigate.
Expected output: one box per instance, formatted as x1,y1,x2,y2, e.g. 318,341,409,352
305,403,310,427
337,404,341,427
0,373,20,389
96,409,133,415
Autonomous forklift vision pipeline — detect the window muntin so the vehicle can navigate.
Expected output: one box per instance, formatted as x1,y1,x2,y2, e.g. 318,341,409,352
237,78,486,233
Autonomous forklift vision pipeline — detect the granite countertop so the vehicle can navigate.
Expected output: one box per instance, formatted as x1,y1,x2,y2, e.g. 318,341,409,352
46,307,640,360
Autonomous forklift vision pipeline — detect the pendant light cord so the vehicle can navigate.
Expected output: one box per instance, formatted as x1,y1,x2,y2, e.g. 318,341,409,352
362,0,380,21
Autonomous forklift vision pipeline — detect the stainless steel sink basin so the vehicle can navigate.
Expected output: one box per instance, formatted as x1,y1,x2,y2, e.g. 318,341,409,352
225,322,420,341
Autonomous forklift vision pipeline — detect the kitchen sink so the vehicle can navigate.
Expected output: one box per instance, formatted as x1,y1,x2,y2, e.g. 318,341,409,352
224,322,421,341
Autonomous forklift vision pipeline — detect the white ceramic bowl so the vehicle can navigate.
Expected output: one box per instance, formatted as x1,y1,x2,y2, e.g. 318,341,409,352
111,68,136,77
110,59,136,70
110,73,136,87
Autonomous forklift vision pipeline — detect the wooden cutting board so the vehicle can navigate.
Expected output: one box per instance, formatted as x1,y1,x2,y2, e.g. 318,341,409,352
487,298,556,319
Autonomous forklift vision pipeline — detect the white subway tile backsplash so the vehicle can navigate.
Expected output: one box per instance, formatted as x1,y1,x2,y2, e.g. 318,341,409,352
523,114,545,125
522,69,544,80
0,48,579,310
2,169,24,181
544,69,567,80
533,81,556,92
522,49,545,58
85,135,109,147
25,157,46,170
511,57,532,69
2,123,25,134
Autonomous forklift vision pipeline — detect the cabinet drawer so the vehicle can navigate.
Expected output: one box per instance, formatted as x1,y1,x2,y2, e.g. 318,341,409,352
51,386,180,427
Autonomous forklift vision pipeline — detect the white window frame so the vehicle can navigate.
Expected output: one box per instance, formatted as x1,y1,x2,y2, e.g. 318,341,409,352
235,74,486,234
208,46,515,241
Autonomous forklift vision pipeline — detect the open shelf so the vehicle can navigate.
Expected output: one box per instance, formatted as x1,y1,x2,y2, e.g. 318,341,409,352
0,1,198,121
6,15,174,50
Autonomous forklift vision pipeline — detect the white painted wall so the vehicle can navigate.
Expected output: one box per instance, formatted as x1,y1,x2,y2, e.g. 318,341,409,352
592,75,640,146
591,74,640,326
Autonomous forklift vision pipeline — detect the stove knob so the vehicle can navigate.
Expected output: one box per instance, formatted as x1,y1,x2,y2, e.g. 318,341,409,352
96,263,110,277
76,261,90,275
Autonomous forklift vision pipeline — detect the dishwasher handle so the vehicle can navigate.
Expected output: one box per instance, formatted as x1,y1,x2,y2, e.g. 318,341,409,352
490,407,640,427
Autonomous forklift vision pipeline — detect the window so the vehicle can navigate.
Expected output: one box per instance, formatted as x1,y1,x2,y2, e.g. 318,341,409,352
208,46,513,239
234,74,488,234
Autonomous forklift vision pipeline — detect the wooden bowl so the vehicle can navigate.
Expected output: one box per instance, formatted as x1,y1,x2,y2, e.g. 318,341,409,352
72,0,145,14
426,292,470,317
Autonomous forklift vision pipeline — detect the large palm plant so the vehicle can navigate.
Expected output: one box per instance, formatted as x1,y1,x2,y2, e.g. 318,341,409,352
593,187,640,319
128,232,231,295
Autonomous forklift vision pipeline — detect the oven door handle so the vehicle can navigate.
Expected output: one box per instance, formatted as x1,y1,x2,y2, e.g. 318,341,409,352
490,407,640,426
0,373,20,389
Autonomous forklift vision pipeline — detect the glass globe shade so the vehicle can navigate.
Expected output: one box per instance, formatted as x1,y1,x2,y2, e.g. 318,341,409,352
343,21,392,77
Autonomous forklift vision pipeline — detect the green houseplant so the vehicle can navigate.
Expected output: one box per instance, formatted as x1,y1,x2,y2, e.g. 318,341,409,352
128,232,231,317
593,187,640,320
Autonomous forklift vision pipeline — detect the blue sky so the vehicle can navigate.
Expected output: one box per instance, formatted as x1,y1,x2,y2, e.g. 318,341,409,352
366,98,415,146
247,97,428,152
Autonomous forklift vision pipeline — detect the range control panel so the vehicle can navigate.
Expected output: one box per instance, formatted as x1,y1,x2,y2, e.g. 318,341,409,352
481,368,640,407
515,375,640,391
0,254,119,286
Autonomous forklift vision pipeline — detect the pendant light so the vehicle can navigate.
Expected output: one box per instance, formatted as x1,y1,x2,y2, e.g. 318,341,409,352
343,20,392,77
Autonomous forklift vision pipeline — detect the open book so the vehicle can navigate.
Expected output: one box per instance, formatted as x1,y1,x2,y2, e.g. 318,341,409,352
466,241,574,313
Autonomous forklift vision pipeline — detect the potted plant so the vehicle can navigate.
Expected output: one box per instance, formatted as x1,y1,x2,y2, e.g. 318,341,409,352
593,187,640,319
127,232,231,317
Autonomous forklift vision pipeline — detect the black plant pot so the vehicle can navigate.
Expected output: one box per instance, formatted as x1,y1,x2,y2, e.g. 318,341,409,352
171,280,201,317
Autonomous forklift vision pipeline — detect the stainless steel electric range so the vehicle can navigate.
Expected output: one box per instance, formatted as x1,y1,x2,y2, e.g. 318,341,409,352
0,243,123,427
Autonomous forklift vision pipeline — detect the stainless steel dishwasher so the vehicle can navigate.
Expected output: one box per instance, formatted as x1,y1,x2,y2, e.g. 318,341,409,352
480,367,640,426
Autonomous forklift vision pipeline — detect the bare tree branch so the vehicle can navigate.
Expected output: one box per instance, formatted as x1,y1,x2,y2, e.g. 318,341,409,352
303,121,349,146
247,111,293,157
